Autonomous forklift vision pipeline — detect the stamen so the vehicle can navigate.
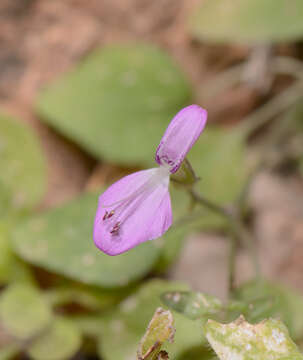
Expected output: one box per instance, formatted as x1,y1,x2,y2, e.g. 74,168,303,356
102,167,170,236
103,211,108,220
108,210,115,218
103,210,115,221
110,222,121,235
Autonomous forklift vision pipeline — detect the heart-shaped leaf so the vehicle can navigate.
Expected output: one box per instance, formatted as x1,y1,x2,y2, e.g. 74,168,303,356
37,45,192,166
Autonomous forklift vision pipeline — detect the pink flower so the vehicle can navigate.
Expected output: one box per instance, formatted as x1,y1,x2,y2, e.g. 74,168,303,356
93,105,207,255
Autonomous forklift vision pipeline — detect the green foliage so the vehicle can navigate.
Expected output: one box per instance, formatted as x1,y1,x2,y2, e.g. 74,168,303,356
0,284,52,340
205,316,303,360
0,113,46,212
37,44,192,166
0,180,12,219
0,222,13,284
12,191,162,287
233,279,303,339
161,290,223,320
28,317,82,360
153,225,186,273
137,308,174,360
189,0,303,44
187,127,247,229
0,221,35,285
98,280,207,360
45,283,127,311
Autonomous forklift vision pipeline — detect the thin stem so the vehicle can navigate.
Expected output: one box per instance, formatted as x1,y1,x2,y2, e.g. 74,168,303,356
274,56,303,80
242,44,273,92
188,188,232,218
200,64,244,101
198,55,303,102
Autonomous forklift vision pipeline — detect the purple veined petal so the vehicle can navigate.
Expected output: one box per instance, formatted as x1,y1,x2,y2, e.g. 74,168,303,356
155,104,207,173
93,167,172,256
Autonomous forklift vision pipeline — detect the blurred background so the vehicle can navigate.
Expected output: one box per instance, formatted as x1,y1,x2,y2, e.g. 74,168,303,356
1,0,303,359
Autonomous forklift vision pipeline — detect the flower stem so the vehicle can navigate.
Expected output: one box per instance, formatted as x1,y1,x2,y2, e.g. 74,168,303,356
189,189,232,218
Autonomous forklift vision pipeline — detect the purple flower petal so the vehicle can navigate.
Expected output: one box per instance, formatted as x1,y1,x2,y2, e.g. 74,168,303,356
155,104,207,173
93,168,172,255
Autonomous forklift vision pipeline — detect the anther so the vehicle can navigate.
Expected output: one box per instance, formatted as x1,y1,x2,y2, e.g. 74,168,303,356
103,210,115,221
103,211,109,221
110,222,121,235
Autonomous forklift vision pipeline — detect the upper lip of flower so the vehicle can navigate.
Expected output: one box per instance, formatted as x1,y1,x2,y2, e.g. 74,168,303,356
155,104,207,173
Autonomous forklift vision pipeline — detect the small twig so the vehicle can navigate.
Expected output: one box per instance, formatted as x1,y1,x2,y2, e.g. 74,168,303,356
200,64,244,101
274,56,303,80
242,44,273,93
239,80,303,137
188,188,232,219
199,55,303,101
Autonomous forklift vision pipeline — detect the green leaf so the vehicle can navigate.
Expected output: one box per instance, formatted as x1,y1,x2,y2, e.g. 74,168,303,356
37,44,192,166
0,222,13,284
28,317,81,360
161,291,223,320
0,221,35,285
205,316,303,360
233,279,303,339
0,180,12,219
187,127,247,230
0,113,46,211
137,308,174,360
12,191,161,287
153,225,186,273
98,280,207,360
189,0,303,44
0,284,52,340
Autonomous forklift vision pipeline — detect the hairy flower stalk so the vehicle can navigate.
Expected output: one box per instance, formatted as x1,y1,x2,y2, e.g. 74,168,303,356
94,105,207,255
